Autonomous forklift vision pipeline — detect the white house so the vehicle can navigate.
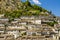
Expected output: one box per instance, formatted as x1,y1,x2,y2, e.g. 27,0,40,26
35,20,41,24
7,30,20,38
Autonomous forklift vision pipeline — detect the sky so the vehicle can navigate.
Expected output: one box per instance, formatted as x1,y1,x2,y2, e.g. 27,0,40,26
21,0,60,16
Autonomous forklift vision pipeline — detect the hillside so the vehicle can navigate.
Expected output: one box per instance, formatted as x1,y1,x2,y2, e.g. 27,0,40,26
0,0,55,18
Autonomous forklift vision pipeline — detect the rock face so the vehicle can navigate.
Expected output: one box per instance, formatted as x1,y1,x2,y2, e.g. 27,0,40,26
0,0,22,12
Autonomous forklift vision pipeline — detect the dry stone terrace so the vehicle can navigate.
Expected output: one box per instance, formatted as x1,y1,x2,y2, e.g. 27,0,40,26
0,16,59,40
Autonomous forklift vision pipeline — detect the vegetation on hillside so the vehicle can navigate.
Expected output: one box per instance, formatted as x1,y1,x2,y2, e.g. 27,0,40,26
46,20,58,26
4,0,51,19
